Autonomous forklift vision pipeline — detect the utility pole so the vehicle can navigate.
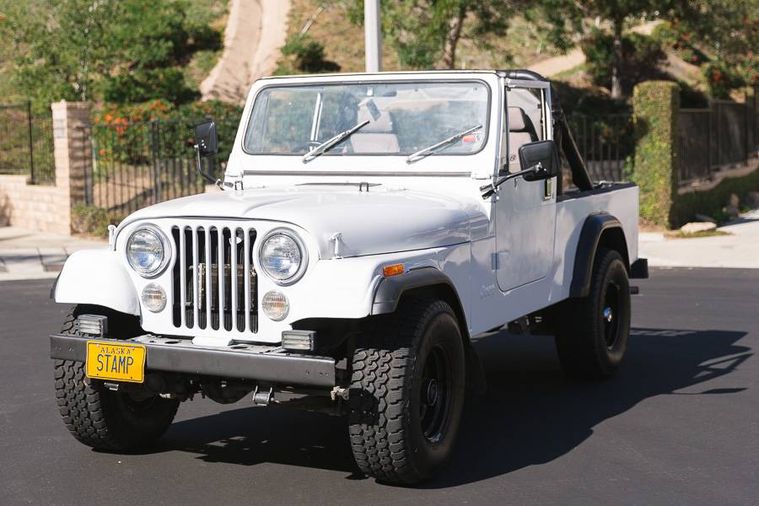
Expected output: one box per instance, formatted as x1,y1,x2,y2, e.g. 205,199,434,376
364,0,382,72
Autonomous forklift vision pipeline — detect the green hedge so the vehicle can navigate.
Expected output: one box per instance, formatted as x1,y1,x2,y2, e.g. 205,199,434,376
632,81,680,227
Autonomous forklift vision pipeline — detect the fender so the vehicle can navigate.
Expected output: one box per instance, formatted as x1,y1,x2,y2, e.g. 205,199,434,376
54,249,140,315
371,267,461,316
570,213,629,298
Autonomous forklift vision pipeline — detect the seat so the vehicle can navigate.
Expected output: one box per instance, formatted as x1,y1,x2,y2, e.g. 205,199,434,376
507,106,539,171
350,108,400,153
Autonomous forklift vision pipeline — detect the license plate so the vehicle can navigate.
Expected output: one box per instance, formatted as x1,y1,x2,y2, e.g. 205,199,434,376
85,341,146,383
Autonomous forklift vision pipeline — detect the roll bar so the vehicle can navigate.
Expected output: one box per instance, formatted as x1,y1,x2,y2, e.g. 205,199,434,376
502,69,594,191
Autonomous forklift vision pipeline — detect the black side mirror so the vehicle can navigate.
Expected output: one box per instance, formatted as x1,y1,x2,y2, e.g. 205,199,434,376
519,140,559,181
194,119,218,158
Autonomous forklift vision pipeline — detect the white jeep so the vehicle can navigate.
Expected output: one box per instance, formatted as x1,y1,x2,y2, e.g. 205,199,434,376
51,70,647,484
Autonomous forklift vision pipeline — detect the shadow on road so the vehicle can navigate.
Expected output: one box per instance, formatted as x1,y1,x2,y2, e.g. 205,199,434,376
158,327,750,486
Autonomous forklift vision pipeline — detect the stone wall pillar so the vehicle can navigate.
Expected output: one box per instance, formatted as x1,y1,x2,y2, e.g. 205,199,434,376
52,101,92,232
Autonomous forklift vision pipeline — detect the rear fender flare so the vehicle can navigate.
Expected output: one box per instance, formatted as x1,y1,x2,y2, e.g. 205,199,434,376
570,213,629,298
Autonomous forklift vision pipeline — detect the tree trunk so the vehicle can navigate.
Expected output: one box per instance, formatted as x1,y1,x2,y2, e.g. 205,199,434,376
442,8,466,69
611,19,623,99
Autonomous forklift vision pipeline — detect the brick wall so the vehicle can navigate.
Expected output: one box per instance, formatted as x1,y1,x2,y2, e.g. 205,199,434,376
0,175,70,233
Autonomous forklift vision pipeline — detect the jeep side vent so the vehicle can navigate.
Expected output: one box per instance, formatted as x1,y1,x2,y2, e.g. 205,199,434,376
171,225,258,334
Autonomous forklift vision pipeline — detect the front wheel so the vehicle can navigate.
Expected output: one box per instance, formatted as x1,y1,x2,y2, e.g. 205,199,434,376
54,306,179,451
348,298,466,485
555,248,631,379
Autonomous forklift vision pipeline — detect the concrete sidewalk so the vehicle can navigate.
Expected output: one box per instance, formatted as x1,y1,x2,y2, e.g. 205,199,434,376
639,209,759,269
0,212,757,282
0,226,106,281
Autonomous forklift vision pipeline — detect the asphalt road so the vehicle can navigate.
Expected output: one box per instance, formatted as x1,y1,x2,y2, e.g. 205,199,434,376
1,268,758,505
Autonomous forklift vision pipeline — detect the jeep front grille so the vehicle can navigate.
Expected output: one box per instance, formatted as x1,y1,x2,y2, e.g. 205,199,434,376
171,225,258,333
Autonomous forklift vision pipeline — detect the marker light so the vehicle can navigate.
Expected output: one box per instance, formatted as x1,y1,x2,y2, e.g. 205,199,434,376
262,290,289,321
141,283,167,312
383,263,405,277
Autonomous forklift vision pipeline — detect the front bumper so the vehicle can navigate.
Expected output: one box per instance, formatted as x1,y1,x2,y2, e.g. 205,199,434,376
49,333,336,387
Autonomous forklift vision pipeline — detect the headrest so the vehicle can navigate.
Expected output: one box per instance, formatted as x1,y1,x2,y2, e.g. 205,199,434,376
357,106,394,133
508,107,528,132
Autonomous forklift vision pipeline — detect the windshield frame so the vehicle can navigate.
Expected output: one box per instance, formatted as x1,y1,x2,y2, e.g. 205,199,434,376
240,78,493,159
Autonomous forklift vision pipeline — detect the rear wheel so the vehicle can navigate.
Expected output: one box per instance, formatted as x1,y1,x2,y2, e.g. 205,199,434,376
555,248,631,379
54,306,179,451
348,298,466,485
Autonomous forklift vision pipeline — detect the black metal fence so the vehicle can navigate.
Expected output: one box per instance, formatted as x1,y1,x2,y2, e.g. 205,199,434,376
74,90,758,216
79,115,239,215
0,102,56,185
678,91,758,184
568,113,635,182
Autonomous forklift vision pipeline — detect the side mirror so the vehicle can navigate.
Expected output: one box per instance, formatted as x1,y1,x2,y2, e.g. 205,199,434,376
519,140,559,181
194,119,218,158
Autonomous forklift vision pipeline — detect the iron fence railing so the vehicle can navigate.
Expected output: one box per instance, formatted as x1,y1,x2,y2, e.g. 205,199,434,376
0,102,55,185
79,115,238,215
678,89,758,184
72,90,758,216
568,113,634,182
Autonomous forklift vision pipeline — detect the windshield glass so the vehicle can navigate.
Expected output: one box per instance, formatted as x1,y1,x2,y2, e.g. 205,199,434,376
243,81,489,156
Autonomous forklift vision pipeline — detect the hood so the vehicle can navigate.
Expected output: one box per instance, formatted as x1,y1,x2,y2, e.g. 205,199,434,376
124,183,487,258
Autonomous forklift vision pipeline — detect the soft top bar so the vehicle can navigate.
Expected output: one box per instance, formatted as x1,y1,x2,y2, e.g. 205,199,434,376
500,69,549,82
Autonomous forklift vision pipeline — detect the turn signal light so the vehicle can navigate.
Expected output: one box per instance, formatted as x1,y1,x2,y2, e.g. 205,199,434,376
282,330,316,352
382,263,405,277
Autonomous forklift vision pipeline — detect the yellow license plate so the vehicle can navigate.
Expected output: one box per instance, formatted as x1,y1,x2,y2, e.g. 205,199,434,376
85,341,146,383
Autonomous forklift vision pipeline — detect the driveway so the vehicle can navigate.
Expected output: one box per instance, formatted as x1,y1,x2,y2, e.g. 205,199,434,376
2,268,757,504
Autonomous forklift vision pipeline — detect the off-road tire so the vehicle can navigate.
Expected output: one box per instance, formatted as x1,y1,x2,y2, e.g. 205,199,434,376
54,306,179,451
555,248,631,379
348,298,466,485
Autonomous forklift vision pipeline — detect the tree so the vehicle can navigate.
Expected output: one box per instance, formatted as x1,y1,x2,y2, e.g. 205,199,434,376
0,0,221,106
539,0,671,98
348,0,522,70
667,0,758,91
1,0,119,104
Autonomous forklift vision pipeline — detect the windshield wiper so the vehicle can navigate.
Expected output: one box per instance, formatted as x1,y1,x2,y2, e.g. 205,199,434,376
406,124,483,163
302,120,370,163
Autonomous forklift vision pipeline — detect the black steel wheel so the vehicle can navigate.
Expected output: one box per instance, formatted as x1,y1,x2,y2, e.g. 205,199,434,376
419,345,452,443
348,297,466,485
555,248,631,379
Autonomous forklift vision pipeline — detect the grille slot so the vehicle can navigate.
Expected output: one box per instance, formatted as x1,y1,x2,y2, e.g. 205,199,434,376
171,225,258,334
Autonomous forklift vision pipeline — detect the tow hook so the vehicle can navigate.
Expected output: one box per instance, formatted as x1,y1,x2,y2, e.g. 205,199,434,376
330,386,349,401
252,385,274,406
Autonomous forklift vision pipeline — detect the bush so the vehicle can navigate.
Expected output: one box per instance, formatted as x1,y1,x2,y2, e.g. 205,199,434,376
92,100,243,170
276,34,341,75
650,21,708,66
103,68,199,105
71,204,124,238
552,81,630,117
702,62,745,99
581,29,666,96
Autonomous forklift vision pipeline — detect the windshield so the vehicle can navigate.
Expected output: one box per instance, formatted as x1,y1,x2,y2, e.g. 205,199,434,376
243,81,490,157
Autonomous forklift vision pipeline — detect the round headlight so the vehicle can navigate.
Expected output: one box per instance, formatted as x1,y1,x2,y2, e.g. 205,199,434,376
259,230,307,284
126,226,169,277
